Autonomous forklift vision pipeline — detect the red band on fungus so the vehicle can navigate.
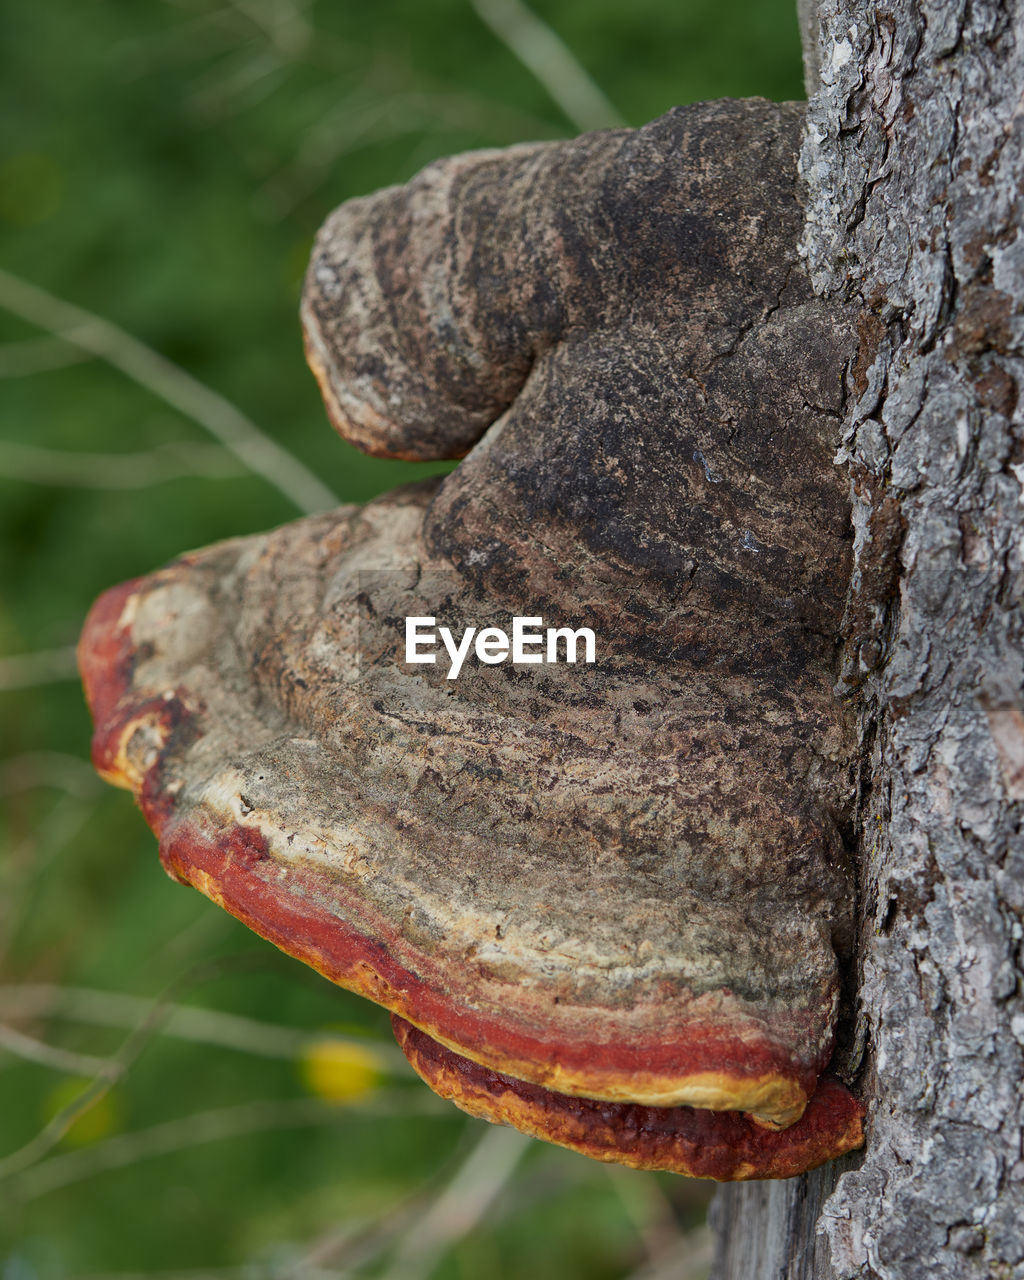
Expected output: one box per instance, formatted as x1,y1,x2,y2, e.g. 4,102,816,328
155,810,824,1111
394,1016,865,1181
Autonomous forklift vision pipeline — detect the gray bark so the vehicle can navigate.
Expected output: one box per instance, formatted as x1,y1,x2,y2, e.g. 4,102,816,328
796,0,822,97
711,1,1024,1277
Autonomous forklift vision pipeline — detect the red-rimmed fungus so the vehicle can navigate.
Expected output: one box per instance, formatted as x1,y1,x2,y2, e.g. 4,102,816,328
80,98,864,1179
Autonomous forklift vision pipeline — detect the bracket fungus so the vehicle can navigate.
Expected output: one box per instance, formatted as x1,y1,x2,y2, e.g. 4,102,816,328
79,99,865,1180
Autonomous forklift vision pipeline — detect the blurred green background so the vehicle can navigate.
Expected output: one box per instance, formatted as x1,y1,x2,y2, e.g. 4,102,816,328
0,2,804,1276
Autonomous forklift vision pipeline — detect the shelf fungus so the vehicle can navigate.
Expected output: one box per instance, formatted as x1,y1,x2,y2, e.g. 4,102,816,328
80,99,865,1180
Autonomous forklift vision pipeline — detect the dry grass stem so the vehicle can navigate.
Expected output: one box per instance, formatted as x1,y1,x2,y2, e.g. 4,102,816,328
379,1125,532,1280
0,983,408,1070
258,87,561,218
0,440,244,489
12,1092,446,1203
0,336,92,377
0,268,337,515
604,1164,689,1267
622,1225,714,1280
0,647,79,691
0,981,177,1184
0,1024,111,1077
0,752,102,798
469,0,624,131
0,796,97,964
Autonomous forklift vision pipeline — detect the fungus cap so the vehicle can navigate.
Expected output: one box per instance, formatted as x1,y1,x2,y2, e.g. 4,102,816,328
79,98,864,1177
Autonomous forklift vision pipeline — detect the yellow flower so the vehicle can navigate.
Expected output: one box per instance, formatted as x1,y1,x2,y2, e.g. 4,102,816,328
299,1038,381,1103
44,1079,119,1147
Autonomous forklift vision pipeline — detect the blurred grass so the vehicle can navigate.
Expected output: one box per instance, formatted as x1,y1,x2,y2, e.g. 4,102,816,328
0,1,803,1276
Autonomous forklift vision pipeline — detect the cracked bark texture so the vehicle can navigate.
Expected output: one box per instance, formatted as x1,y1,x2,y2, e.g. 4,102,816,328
712,1,1024,1277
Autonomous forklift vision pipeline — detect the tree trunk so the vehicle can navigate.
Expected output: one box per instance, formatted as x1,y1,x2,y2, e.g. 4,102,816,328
710,2,1024,1277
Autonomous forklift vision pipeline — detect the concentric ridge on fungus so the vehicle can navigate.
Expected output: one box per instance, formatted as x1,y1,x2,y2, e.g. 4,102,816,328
79,98,865,1178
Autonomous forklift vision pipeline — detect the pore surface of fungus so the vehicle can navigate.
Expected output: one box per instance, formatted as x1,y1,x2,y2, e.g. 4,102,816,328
80,99,864,1179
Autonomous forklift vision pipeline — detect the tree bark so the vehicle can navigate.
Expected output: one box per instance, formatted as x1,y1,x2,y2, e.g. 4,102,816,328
711,1,1024,1277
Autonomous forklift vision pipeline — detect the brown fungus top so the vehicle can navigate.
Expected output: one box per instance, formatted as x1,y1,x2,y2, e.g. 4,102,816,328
80,98,864,1179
